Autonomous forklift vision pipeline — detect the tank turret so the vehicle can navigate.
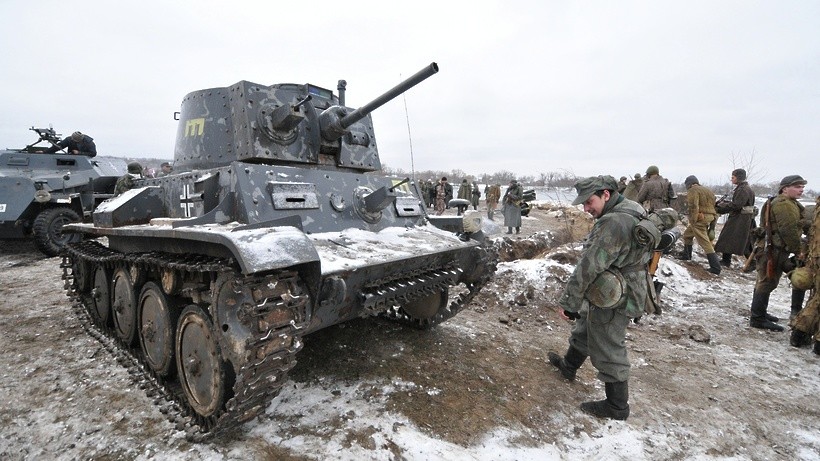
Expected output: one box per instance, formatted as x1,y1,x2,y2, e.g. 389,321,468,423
175,63,437,172
61,63,496,440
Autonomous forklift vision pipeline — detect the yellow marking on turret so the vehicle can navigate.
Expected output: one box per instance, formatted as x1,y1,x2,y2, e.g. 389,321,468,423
185,118,205,137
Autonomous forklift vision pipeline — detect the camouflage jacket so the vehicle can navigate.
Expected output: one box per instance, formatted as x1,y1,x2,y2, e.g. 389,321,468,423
114,174,138,196
559,195,651,318
769,193,805,253
686,183,717,223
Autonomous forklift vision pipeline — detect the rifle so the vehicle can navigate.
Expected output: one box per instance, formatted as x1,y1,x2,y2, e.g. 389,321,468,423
762,197,775,279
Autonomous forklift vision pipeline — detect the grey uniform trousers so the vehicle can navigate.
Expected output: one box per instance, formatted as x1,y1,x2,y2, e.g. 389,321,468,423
568,306,631,382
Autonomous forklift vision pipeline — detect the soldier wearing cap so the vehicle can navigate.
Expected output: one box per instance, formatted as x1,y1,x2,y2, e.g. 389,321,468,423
714,168,756,268
115,162,143,196
678,175,721,274
749,174,808,331
157,162,173,177
501,179,523,234
43,131,97,157
548,175,652,421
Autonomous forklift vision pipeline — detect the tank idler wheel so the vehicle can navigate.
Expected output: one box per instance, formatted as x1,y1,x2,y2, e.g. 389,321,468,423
176,305,231,419
402,288,448,324
90,265,112,327
111,267,139,347
138,282,180,377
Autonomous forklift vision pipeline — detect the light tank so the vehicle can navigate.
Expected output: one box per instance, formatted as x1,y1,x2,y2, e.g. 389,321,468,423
61,62,497,438
0,127,126,256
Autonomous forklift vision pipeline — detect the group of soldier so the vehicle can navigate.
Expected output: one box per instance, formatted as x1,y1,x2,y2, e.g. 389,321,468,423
420,178,524,234
548,168,817,424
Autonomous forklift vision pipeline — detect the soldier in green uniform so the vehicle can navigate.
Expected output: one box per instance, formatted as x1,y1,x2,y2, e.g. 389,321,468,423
115,162,143,196
679,175,721,274
548,175,653,420
749,175,807,331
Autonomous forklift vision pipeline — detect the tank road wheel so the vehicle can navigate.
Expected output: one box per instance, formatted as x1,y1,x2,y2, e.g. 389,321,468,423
176,305,232,420
138,282,180,377
111,267,139,347
32,207,83,257
402,289,448,328
90,265,112,327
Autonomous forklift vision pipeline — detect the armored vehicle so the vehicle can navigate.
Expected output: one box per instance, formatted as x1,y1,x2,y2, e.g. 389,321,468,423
0,127,126,256
61,63,497,438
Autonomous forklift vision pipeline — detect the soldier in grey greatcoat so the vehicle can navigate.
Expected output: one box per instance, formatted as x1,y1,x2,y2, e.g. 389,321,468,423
635,165,674,211
548,175,652,421
501,179,523,234
714,169,756,267
470,181,480,210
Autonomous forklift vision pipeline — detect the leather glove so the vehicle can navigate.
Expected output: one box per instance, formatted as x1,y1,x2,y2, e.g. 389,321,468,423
563,309,581,320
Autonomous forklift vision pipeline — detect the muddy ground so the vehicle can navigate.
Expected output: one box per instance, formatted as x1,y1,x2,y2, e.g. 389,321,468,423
1,205,818,460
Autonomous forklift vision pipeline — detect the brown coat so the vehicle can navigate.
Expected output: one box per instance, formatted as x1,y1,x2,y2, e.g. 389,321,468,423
635,175,672,211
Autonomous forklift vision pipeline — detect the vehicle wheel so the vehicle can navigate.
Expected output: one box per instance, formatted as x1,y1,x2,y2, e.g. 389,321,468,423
111,267,138,347
402,289,448,326
138,282,180,377
176,305,232,419
32,207,82,257
90,265,111,327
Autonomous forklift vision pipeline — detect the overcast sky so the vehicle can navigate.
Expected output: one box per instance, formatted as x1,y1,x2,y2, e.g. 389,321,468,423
1,1,817,190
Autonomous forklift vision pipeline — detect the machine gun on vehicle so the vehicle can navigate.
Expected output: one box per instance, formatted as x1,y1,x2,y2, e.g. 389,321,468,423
22,126,63,153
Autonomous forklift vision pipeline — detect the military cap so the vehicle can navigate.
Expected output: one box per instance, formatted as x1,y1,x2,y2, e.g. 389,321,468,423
646,165,659,176
779,175,806,187
127,162,143,174
71,131,83,142
684,175,699,187
731,168,747,181
620,176,627,181
572,175,618,205
161,162,171,168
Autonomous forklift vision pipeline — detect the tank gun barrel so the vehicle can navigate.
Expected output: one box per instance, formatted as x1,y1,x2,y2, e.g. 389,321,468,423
340,62,438,130
320,63,438,141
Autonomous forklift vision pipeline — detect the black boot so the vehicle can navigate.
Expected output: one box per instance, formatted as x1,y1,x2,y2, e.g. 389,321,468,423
580,381,630,420
790,289,806,319
506,227,512,234
790,329,812,348
706,253,721,275
814,341,820,356
548,346,587,381
677,244,693,261
515,227,520,234
749,291,784,331
721,253,732,268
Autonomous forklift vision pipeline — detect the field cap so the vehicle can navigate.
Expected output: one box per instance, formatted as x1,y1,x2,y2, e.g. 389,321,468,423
572,175,618,205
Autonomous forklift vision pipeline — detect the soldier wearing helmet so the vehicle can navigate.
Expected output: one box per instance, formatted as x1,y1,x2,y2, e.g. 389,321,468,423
548,175,653,421
115,162,143,196
43,131,97,157
749,174,808,331
635,165,673,212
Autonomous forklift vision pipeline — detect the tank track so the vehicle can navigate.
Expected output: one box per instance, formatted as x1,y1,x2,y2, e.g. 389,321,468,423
379,240,498,328
61,240,309,441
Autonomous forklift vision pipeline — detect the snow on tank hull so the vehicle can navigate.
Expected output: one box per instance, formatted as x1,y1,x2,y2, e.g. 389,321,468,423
60,63,496,439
